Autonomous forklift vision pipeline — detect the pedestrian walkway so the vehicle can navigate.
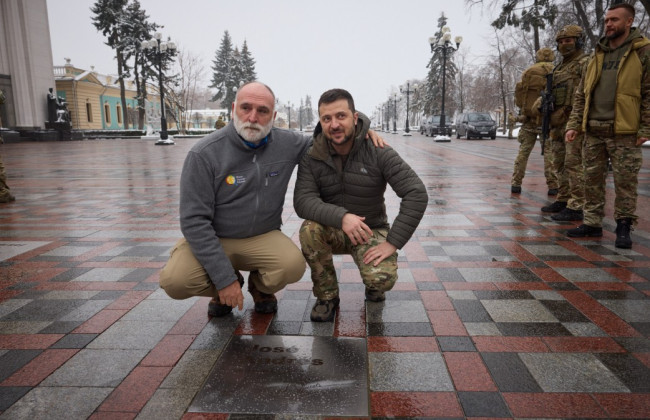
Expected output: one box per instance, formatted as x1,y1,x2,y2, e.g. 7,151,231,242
0,134,648,419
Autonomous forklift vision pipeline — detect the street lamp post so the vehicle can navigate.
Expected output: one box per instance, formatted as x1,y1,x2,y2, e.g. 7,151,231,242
429,27,462,141
392,94,398,134
286,102,291,130
142,32,176,145
400,82,416,136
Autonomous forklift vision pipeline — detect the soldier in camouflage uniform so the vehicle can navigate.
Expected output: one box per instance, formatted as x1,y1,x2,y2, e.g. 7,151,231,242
540,26,589,219
294,89,427,322
565,4,650,249
511,48,558,195
507,111,516,139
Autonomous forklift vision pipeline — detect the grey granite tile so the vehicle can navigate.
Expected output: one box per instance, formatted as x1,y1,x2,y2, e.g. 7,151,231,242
540,300,590,323
0,321,51,334
0,386,112,420
160,349,221,390
120,299,195,322
496,322,572,336
481,352,542,392
275,299,309,322
562,322,607,337
554,268,619,282
86,320,174,350
189,319,237,350
438,336,476,352
0,350,42,382
41,349,148,387
457,391,511,418
368,322,434,336
596,353,650,392
59,299,112,322
458,268,519,282
136,387,198,420
38,321,83,334
481,300,558,323
268,321,303,335
366,300,429,323
50,333,97,349
464,322,502,336
299,321,335,336
369,352,453,391
2,299,87,321
452,300,492,322
599,299,650,323
0,387,30,411
519,352,629,392
71,267,136,282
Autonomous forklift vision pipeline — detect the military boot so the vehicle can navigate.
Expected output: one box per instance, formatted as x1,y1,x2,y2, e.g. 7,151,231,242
567,224,603,238
615,218,633,249
248,271,278,313
541,201,567,213
551,208,583,221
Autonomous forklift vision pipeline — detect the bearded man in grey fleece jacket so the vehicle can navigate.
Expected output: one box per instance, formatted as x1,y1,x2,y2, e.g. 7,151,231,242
159,82,384,318
294,88,428,322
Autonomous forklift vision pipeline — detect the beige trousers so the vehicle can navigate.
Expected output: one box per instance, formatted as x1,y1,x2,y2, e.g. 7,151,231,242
159,230,306,299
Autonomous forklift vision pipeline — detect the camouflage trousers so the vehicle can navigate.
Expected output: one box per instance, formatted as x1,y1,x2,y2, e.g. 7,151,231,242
511,124,557,189
299,220,397,300
550,127,585,209
583,133,642,227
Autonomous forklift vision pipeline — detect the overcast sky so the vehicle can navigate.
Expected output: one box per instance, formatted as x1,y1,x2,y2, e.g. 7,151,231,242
46,0,498,115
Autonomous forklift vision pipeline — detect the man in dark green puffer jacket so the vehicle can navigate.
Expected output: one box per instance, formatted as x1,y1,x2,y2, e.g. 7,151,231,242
294,88,428,322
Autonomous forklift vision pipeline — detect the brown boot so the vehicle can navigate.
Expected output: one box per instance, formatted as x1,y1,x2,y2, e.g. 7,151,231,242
208,271,244,317
248,271,277,313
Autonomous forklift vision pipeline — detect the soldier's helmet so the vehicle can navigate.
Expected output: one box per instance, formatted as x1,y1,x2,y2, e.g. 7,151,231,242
535,47,555,63
556,25,585,48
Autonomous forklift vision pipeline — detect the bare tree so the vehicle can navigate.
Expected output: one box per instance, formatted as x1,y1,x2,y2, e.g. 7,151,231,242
168,47,206,134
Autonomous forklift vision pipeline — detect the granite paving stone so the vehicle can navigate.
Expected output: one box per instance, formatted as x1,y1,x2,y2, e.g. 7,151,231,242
0,135,648,418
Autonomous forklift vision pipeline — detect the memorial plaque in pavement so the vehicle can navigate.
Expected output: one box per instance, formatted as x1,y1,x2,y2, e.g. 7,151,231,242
189,335,368,416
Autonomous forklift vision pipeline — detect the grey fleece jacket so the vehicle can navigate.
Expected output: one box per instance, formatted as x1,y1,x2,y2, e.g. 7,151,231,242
293,114,428,249
179,122,310,290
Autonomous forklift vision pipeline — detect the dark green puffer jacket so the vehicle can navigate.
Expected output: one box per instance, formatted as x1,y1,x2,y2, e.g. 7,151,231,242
293,114,428,249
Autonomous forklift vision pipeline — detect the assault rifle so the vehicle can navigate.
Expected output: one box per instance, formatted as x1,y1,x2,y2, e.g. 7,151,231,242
540,72,554,155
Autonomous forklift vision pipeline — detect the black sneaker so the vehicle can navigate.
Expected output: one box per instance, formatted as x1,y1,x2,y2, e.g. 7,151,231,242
548,188,558,196
615,218,633,249
567,224,603,238
551,208,583,221
365,288,386,302
208,271,244,317
511,185,521,194
310,297,340,322
541,201,567,213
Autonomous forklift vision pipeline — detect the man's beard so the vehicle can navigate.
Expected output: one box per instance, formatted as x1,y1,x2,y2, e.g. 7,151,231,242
325,128,354,146
233,113,274,143
606,28,626,41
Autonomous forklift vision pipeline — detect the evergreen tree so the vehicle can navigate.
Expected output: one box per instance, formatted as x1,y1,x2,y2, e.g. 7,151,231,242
304,95,314,126
492,0,557,51
209,31,236,115
424,13,459,117
240,40,257,82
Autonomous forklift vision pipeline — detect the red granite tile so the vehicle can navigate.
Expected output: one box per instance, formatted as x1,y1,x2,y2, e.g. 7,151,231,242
410,268,438,282
575,282,637,291
530,267,571,283
168,298,211,335
9,241,68,260
473,336,549,352
78,261,164,269
602,267,647,283
443,282,498,291
542,337,626,353
334,310,366,338
444,352,497,391
367,337,438,352
428,310,467,336
561,291,641,337
70,242,123,262
339,268,361,283
420,291,454,311
402,240,429,261
181,414,229,420
33,282,88,291
595,393,650,418
82,282,138,291
286,282,313,291
634,352,650,369
98,366,171,412
337,291,365,311
500,241,538,262
503,392,607,418
559,240,607,261
0,334,64,350
72,309,128,334
140,335,195,367
546,260,598,268
2,349,78,386
391,282,417,291
0,290,23,301
496,282,552,290
105,291,152,310
234,310,272,335
88,412,137,420
370,391,463,418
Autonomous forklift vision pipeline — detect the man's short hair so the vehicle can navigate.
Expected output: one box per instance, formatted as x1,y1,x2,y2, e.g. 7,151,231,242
318,89,356,114
609,3,635,19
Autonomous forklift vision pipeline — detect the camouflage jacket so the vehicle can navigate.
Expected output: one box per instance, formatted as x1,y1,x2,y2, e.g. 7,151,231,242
550,50,589,129
293,115,427,250
566,28,650,137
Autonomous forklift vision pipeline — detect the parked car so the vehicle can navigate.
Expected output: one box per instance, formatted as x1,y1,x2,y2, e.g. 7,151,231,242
455,112,497,139
421,115,452,137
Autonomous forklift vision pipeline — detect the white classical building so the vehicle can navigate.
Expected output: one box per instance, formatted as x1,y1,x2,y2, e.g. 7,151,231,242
0,0,55,130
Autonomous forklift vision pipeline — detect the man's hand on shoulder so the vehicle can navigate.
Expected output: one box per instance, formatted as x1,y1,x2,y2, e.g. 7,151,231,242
217,278,244,310
363,242,397,266
366,129,388,148
637,137,648,146
342,213,372,245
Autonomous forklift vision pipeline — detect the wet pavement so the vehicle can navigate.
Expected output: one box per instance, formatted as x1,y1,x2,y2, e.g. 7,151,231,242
0,132,649,419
